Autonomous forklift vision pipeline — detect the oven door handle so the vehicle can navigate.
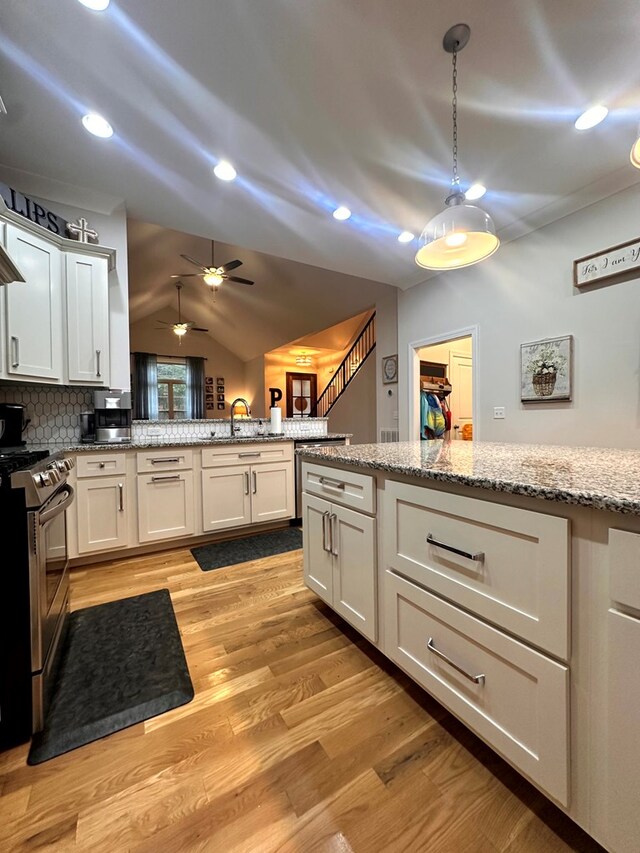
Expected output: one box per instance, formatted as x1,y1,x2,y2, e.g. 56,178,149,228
39,485,75,524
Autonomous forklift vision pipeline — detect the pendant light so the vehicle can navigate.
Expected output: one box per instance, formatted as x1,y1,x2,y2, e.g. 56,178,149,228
415,24,499,271
631,125,640,170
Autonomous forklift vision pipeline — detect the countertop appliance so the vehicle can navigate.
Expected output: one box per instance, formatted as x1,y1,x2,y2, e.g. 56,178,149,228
0,448,75,749
294,436,348,519
94,390,132,444
0,403,27,447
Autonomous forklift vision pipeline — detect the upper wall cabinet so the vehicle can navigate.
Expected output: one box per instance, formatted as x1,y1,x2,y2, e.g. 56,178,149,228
0,208,115,387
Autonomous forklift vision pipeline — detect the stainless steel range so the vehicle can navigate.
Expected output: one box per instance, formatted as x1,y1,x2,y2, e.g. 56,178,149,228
0,449,75,747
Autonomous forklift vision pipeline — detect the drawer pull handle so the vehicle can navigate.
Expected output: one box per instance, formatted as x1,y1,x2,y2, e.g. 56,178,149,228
427,638,485,685
252,470,257,494
319,476,345,491
239,452,261,458
118,482,124,512
427,534,484,563
150,457,180,464
10,335,19,368
96,349,101,378
244,471,250,495
151,475,181,482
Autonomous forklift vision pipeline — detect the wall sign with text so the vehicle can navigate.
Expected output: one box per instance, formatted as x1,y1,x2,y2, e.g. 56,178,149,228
574,237,640,287
0,181,70,237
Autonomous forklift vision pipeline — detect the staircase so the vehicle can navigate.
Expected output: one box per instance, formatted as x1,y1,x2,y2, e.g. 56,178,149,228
313,312,376,418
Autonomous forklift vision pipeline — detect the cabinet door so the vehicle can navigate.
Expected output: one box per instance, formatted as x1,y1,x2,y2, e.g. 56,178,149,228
251,461,294,524
5,225,63,381
138,471,195,543
76,476,128,554
202,465,251,532
302,494,333,604
606,609,640,852
332,504,377,642
65,252,109,385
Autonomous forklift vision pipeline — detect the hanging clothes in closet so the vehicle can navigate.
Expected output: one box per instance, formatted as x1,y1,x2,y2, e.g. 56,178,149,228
420,391,446,439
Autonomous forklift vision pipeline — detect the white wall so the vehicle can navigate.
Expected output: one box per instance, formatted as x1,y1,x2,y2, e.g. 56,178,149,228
328,352,377,444
375,287,399,437
398,183,640,449
0,165,130,389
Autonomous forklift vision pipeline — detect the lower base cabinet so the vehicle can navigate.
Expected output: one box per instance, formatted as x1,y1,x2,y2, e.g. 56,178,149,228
303,493,377,642
137,470,195,543
202,461,294,532
76,476,128,554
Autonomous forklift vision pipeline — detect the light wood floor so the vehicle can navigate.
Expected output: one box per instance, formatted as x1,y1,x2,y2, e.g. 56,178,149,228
0,545,603,853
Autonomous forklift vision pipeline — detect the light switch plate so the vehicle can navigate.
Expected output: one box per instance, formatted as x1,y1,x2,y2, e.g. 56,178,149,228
493,407,505,419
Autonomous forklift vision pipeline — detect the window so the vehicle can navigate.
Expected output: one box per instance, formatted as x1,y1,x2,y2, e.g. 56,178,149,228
157,361,187,420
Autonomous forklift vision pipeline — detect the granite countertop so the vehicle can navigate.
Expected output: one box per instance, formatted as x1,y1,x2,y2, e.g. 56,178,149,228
32,433,351,454
296,440,640,516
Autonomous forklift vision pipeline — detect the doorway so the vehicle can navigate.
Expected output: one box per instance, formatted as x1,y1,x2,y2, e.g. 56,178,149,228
408,327,476,441
286,372,317,418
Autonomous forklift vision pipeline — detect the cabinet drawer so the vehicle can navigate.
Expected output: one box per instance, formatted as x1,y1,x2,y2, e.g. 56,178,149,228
384,480,569,659
609,529,640,612
76,453,126,478
385,571,569,806
136,449,193,473
202,442,293,468
302,462,375,515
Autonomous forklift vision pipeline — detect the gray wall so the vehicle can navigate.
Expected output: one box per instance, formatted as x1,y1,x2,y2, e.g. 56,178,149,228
398,183,640,449
328,352,377,445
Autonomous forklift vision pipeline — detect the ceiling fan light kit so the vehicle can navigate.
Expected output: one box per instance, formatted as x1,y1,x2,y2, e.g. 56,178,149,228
415,23,499,271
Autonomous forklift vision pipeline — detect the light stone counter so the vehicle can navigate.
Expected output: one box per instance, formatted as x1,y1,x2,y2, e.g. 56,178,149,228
296,439,640,515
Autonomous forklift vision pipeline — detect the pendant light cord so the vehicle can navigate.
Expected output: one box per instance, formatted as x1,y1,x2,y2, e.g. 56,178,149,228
451,48,459,188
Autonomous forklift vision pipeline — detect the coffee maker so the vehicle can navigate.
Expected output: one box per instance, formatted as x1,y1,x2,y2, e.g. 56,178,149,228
0,403,28,447
93,390,132,444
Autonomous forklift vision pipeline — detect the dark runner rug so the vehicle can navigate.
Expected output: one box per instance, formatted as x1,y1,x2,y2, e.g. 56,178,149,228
28,589,193,765
191,527,303,572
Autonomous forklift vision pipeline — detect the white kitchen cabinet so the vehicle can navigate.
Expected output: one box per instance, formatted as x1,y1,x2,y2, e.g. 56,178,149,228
202,457,294,532
137,470,195,543
202,465,252,532
4,224,63,381
302,493,377,641
76,475,128,554
65,252,109,386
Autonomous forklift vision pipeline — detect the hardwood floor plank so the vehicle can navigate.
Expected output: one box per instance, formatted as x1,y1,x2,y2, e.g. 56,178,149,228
0,544,602,853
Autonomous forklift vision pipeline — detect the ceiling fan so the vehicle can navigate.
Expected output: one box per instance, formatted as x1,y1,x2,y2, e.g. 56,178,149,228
156,283,209,344
171,240,254,287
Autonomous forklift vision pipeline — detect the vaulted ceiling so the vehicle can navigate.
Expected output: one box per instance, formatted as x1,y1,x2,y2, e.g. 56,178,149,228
1,0,639,288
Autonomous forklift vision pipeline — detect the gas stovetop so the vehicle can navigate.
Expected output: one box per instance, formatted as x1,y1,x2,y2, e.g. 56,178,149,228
0,449,49,480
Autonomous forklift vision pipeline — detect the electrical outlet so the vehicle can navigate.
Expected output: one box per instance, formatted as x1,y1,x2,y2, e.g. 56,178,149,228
493,407,505,419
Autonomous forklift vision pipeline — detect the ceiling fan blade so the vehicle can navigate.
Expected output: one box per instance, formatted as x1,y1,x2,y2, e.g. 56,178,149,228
226,275,254,285
220,259,243,273
192,327,209,332
171,273,201,278
180,253,209,272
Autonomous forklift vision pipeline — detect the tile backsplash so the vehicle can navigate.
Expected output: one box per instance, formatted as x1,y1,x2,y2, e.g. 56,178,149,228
0,383,92,443
0,384,330,445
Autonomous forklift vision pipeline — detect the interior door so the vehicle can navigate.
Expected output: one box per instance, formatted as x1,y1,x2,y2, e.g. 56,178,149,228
286,372,317,418
450,352,473,434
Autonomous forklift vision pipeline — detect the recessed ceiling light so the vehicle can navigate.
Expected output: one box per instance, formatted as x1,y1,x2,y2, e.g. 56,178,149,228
81,113,113,138
465,183,486,201
574,105,608,130
213,160,237,181
77,0,110,10
332,206,351,221
397,231,415,243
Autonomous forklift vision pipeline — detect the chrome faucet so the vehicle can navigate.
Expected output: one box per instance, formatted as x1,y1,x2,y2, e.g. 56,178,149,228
230,398,251,436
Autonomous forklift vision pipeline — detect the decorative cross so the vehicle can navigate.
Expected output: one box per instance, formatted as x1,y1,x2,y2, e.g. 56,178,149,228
66,217,99,243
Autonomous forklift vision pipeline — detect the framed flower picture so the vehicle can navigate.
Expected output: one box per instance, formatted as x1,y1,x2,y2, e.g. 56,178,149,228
521,335,572,402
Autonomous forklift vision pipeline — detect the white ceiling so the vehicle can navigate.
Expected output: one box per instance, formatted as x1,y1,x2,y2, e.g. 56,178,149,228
1,0,639,288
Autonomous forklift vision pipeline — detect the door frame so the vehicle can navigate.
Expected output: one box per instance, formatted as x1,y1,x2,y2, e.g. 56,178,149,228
406,325,479,441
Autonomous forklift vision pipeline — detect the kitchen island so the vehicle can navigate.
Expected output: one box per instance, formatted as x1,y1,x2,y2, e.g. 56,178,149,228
297,440,640,853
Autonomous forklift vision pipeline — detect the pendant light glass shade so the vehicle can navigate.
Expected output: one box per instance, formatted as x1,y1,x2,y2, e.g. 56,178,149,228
415,192,499,270
631,133,640,170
